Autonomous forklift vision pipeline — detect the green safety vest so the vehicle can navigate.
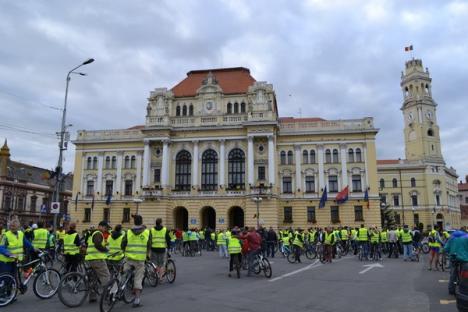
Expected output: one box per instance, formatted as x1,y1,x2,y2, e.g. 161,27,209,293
150,227,167,249
0,231,24,262
358,228,369,242
341,229,349,240
48,233,56,247
63,233,80,255
188,232,198,241
125,229,149,261
309,231,317,242
182,232,189,242
210,233,215,240
107,233,124,260
85,231,108,261
401,230,412,244
228,237,241,254
56,230,66,241
380,231,388,243
370,231,380,243
351,229,357,240
225,231,232,240
293,232,303,248
333,230,341,241
282,233,291,246
324,232,334,245
199,231,205,240
33,228,49,249
217,233,226,246
169,232,176,242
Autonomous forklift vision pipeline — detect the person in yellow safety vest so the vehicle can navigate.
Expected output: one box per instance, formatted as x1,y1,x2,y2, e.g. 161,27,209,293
121,214,151,308
281,229,292,255
32,221,50,250
369,227,381,260
380,227,388,254
400,225,414,261
169,230,176,253
188,228,200,255
182,230,189,250
308,228,317,244
358,224,370,259
210,231,216,251
323,227,335,263
85,221,110,303
0,217,35,276
217,230,228,258
150,218,170,275
63,222,81,273
107,224,125,262
428,225,443,270
340,227,349,252
292,229,304,263
199,229,205,249
227,229,242,277
47,224,56,258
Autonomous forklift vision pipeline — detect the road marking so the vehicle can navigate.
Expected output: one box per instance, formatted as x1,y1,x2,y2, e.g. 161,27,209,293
440,299,456,304
269,260,320,282
359,263,384,274
438,279,449,283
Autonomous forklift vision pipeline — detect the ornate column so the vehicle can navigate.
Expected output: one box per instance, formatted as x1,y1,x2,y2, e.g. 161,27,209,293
219,139,225,187
192,140,199,187
161,140,171,188
340,144,348,188
247,137,254,185
80,154,86,195
96,153,104,196
135,152,142,191
268,135,275,185
318,145,325,190
295,144,301,192
142,141,151,186
116,152,123,196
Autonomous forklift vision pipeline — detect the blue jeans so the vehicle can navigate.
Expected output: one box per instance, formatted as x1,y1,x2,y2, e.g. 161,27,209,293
403,243,412,260
247,250,260,275
360,241,369,258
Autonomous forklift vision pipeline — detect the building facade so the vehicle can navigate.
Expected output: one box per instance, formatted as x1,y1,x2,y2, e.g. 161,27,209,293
377,59,460,230
458,176,468,227
71,68,381,230
0,140,73,225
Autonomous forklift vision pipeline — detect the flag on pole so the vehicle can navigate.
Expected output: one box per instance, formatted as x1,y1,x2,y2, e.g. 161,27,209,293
336,186,349,204
364,188,370,209
91,193,95,210
404,45,413,52
74,192,79,211
106,194,112,206
319,186,328,209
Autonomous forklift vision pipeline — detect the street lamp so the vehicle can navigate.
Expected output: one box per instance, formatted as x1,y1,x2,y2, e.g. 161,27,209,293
252,196,262,229
53,58,94,231
133,198,143,215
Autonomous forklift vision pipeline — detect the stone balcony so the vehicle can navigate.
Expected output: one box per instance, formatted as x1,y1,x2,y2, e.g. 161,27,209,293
75,129,144,142
279,117,376,134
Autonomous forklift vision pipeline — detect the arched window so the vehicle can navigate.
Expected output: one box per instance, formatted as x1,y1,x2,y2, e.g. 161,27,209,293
325,149,331,163
93,157,98,169
427,129,434,137
411,177,416,187
201,149,218,191
234,102,239,114
228,149,245,190
105,156,110,169
87,157,92,169
124,156,130,169
355,148,362,162
131,156,136,169
392,178,398,188
227,102,232,114
111,156,116,169
348,148,354,163
182,105,187,116
175,150,191,191
425,84,430,94
189,104,194,116
310,150,316,164
302,150,309,164
240,102,246,113
280,151,286,165
332,149,339,163
287,151,293,165
379,178,385,189
176,106,180,116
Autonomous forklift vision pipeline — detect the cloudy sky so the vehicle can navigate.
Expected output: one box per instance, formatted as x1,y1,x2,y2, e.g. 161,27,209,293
1,0,467,178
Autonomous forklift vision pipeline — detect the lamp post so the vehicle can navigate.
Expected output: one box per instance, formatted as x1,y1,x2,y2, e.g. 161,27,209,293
53,58,94,231
133,198,143,215
252,196,262,229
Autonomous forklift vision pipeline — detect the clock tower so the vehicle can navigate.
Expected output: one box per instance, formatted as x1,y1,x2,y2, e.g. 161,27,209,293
401,58,444,163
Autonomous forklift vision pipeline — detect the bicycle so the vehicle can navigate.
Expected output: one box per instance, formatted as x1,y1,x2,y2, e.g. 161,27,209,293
144,253,176,287
0,251,61,307
99,265,135,312
437,249,448,272
303,242,317,260
253,253,272,278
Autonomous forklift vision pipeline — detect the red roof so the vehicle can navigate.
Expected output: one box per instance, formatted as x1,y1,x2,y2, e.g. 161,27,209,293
171,67,256,97
279,117,326,123
377,159,401,165
459,183,468,192
127,125,144,130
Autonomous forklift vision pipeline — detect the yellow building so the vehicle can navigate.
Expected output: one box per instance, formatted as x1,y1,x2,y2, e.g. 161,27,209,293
71,67,380,230
377,58,460,230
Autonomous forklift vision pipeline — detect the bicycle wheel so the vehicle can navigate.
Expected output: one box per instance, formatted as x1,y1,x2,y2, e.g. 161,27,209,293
253,259,261,275
305,248,316,260
262,258,272,278
339,245,348,257
100,279,118,312
33,268,60,299
0,273,17,307
122,275,135,304
165,259,176,283
287,252,296,264
58,272,89,307
144,262,158,287
422,243,430,254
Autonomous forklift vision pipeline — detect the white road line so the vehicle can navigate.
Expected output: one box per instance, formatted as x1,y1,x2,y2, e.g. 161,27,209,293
269,260,320,282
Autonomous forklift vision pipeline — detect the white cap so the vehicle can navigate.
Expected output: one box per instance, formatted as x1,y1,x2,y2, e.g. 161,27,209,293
31,224,38,229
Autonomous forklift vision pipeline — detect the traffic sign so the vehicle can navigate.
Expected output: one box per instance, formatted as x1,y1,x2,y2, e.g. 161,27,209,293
51,202,60,214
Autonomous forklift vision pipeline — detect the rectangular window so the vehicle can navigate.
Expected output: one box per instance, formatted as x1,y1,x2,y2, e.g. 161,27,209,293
124,180,133,196
354,205,364,221
282,177,292,193
122,208,130,223
305,176,315,193
154,168,161,183
381,195,387,205
284,207,293,223
258,166,266,181
436,195,440,206
16,196,25,211
393,195,399,207
411,195,418,207
30,196,37,212
352,175,362,192
84,208,91,223
331,206,340,223
465,197,468,204
307,206,316,223
414,213,420,226
86,181,94,196
328,175,338,192
105,180,113,196
103,208,110,222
